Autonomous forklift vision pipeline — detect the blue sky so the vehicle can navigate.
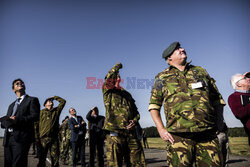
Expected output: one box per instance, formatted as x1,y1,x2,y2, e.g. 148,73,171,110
0,0,249,136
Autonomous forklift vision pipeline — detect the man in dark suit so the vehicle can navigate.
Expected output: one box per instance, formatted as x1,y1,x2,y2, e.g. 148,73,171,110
68,107,87,167
86,106,105,167
0,78,40,167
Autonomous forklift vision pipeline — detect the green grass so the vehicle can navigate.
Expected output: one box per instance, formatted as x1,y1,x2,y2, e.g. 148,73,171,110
147,137,250,156
229,137,250,156
147,137,167,149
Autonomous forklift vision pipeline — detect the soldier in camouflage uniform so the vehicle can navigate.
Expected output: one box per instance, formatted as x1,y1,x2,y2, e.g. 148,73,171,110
37,96,66,167
60,116,73,165
67,127,73,165
60,117,73,165
149,42,225,167
59,116,70,164
102,63,146,167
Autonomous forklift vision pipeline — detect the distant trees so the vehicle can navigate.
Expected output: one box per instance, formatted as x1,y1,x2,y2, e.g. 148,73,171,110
228,127,247,137
143,127,247,137
143,126,159,137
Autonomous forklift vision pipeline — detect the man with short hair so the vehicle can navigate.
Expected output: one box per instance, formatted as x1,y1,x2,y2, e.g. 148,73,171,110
102,63,146,167
1,78,40,167
68,107,87,167
149,42,225,166
37,96,66,167
228,72,250,145
86,106,105,167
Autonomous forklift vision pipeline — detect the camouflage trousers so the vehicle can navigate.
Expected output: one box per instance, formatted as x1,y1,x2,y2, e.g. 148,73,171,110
106,132,146,167
60,139,72,165
166,133,223,167
37,137,60,167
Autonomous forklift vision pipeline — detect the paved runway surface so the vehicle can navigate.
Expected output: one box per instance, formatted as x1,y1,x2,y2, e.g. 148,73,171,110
0,139,250,166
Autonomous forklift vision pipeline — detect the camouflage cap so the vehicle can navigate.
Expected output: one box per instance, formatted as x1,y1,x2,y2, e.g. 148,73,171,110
162,42,180,59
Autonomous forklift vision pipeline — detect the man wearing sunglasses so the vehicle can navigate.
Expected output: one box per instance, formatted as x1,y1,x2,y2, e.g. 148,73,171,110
228,72,250,145
1,78,40,167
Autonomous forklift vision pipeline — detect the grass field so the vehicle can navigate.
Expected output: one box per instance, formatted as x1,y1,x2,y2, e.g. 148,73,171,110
229,137,250,156
147,137,250,156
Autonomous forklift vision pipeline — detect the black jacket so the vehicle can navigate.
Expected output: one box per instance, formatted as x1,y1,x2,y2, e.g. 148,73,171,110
1,95,40,146
86,110,105,134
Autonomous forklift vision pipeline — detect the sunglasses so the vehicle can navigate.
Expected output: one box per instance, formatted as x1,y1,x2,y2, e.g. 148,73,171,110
15,82,24,85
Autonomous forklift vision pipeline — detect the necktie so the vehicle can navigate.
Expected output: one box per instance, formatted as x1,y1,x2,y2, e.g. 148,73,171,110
12,98,21,116
8,98,21,132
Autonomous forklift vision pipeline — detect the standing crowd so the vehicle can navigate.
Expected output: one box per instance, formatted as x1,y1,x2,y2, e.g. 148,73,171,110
1,41,249,167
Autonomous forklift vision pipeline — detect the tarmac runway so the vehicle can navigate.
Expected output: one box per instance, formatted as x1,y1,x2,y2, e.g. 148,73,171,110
0,139,250,166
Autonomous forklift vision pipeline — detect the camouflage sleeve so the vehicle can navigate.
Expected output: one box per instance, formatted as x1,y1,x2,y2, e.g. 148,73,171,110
54,96,66,114
148,76,164,111
133,113,140,123
66,125,71,140
130,94,140,123
102,63,122,94
205,71,226,107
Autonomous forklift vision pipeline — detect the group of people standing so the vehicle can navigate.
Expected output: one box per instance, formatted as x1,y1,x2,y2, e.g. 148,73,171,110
1,41,249,167
36,101,106,167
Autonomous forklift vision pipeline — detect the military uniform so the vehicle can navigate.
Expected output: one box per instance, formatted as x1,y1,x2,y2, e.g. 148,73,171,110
149,63,225,167
59,119,71,164
37,96,66,167
102,63,145,167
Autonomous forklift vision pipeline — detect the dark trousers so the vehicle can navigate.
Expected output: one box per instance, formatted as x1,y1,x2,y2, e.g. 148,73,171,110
71,138,86,167
4,135,31,167
89,133,104,167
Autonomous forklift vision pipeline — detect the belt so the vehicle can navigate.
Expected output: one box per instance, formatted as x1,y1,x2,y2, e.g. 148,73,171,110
107,131,126,137
110,132,118,137
107,131,134,138
172,130,217,142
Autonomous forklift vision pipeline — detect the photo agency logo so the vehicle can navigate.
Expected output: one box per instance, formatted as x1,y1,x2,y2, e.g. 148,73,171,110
86,77,155,90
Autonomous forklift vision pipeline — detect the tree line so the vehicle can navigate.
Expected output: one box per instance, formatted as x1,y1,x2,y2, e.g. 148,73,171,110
143,126,248,137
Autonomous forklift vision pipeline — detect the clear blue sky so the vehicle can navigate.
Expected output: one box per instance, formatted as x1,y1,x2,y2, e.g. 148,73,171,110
0,0,249,136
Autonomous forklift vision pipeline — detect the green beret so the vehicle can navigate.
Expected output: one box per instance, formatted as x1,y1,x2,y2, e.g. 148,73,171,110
162,42,180,59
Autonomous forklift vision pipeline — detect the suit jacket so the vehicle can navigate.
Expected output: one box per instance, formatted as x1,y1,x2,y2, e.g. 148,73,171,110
1,95,40,146
86,110,105,133
68,116,86,142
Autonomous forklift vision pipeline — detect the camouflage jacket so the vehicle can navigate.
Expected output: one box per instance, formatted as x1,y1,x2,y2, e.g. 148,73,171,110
102,63,140,133
39,96,66,138
149,64,225,133
59,119,70,141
